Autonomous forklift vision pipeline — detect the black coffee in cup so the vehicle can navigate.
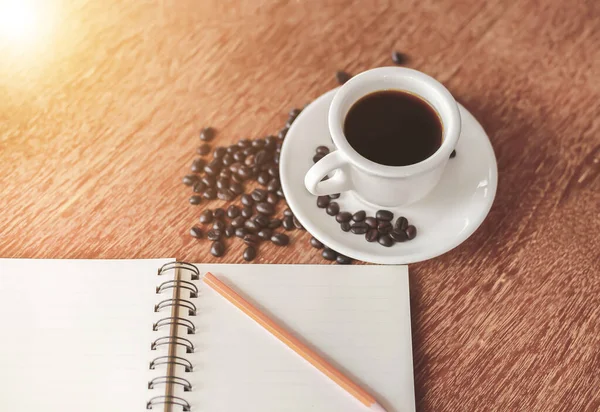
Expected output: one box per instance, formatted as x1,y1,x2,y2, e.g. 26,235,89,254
343,90,442,166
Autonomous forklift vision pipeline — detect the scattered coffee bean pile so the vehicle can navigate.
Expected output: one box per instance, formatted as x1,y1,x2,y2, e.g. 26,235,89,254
311,146,418,247
183,110,351,263
183,114,304,261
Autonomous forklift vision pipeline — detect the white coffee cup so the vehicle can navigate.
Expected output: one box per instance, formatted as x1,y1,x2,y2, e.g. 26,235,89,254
304,67,461,207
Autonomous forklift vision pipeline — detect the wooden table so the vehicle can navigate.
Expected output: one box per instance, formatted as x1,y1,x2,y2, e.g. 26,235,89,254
1,0,598,410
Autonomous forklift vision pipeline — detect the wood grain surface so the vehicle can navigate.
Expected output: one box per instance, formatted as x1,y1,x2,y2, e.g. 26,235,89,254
1,0,599,410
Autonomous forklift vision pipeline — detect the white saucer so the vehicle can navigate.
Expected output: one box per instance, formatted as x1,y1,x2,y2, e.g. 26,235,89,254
280,88,498,265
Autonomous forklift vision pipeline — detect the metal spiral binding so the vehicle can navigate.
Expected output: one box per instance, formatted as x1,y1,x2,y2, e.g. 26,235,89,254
147,395,191,411
147,261,198,410
148,376,192,392
155,298,197,316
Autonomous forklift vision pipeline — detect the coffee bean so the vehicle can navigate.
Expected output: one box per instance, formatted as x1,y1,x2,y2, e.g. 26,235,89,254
216,178,229,190
199,210,214,224
251,189,267,202
210,241,225,257
329,193,340,199
222,154,234,166
183,174,198,186
283,216,294,230
201,175,215,187
267,193,279,205
200,127,216,142
213,208,225,219
229,182,244,195
265,137,277,151
274,154,280,165
217,189,236,201
293,216,304,230
213,147,227,158
340,222,351,232
243,147,256,156
365,229,378,242
394,216,408,231
226,145,239,154
310,237,324,249
189,195,202,205
316,196,330,208
238,138,251,148
252,138,266,149
316,146,330,155
204,159,221,176
390,229,408,242
322,248,337,261
233,151,246,162
207,230,221,241
276,188,285,197
378,234,394,247
278,127,288,140
254,214,269,228
213,220,226,231
231,173,245,184
237,165,253,180
224,225,235,238
190,226,203,238
267,179,280,192
257,171,270,186
326,202,340,216
376,210,394,221
268,166,279,178
352,210,366,222
377,221,392,234
202,188,216,200
450,149,457,159
350,222,368,234
336,212,352,223
229,162,242,174
391,51,407,65
244,234,261,246
256,202,275,215
268,219,282,229
231,216,246,228
336,254,352,265
244,156,255,167
365,217,377,228
336,70,351,85
255,150,269,165
243,246,257,261
283,208,293,217
226,205,240,219
241,194,254,207
241,206,253,218
313,153,325,163
191,158,206,173
235,227,247,238
271,233,290,246
257,228,272,240
197,143,211,156
289,108,301,118
192,181,206,193
244,220,259,233
405,225,417,240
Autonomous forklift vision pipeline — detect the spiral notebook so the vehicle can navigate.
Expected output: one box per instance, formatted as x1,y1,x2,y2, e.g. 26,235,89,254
0,259,414,412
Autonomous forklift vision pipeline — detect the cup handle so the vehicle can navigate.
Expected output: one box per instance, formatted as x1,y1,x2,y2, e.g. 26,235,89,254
304,150,353,196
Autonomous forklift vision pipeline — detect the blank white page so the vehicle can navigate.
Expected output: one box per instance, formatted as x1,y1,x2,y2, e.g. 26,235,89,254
0,258,173,412
178,264,414,412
